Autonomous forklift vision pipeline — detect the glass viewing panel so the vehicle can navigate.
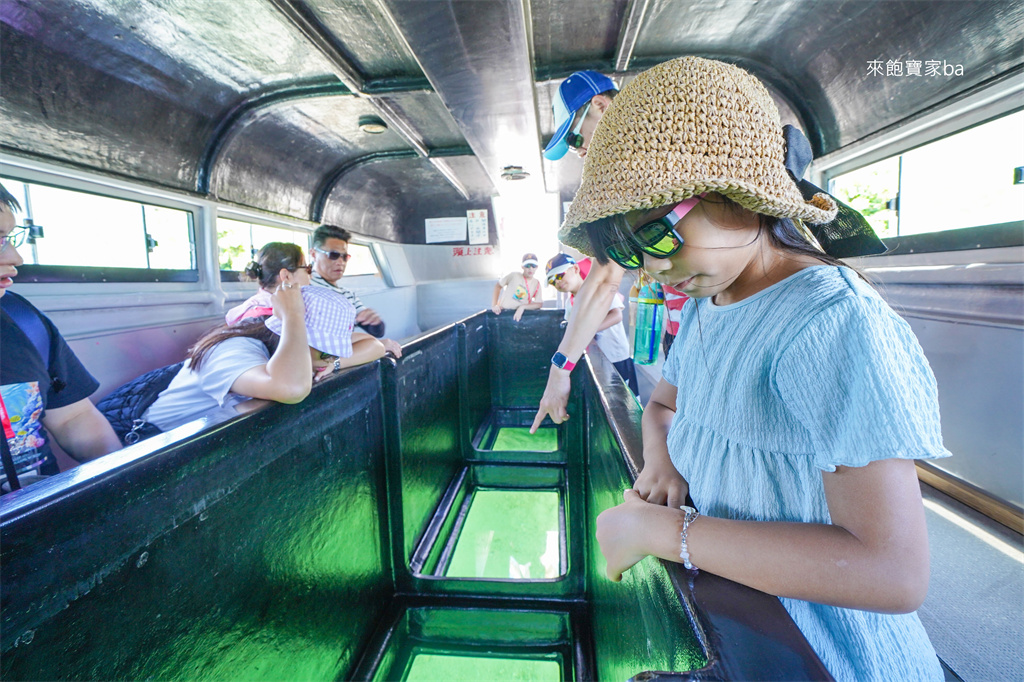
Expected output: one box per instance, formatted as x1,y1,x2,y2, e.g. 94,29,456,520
491,426,559,452
828,110,1024,240
217,217,309,271
445,489,562,579
1,177,194,270
405,653,561,681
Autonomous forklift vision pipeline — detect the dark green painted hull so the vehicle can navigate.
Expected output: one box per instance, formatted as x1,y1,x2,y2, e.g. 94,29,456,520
1,311,830,681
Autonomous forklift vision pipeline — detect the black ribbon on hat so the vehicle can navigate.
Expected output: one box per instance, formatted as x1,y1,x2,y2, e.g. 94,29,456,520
783,125,888,259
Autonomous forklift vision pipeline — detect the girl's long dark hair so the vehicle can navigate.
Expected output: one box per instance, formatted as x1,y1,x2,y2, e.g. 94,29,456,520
188,316,280,372
242,242,305,289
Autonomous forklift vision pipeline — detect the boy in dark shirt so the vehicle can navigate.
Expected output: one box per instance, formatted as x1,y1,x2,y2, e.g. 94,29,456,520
0,183,120,490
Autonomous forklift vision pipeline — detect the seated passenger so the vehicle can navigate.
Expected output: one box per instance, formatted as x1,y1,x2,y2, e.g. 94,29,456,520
144,282,383,433
309,224,403,358
491,252,544,321
224,242,303,326
0,183,121,492
545,253,638,395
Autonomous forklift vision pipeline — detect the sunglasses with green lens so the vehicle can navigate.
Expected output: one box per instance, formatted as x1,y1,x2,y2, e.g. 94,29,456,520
604,196,703,270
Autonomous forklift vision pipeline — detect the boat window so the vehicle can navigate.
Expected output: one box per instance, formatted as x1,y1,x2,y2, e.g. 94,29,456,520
828,110,1024,249
2,177,195,271
343,242,380,278
216,217,310,272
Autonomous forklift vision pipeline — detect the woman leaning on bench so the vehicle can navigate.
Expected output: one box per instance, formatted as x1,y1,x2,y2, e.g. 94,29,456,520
104,243,385,441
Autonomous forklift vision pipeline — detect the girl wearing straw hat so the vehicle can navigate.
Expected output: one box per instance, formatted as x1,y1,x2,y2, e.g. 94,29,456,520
576,57,946,681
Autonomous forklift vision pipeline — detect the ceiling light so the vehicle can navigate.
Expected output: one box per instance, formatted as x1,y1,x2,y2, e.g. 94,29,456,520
358,115,388,134
501,165,530,181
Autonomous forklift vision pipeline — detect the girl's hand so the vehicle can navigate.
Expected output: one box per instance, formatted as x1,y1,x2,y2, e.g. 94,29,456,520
633,458,689,508
312,360,340,384
513,305,526,322
596,489,657,581
491,304,502,315
271,275,304,320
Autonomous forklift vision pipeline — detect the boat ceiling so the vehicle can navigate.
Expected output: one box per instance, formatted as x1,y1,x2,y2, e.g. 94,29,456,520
2,0,1021,244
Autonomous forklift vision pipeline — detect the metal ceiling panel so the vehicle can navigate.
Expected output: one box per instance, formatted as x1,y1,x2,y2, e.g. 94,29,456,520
211,96,414,218
371,92,474,151
379,0,544,193
627,0,1024,154
321,155,495,244
293,0,424,81
530,0,629,75
0,0,339,189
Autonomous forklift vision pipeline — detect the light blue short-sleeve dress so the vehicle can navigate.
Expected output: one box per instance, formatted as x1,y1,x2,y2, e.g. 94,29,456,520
661,265,950,682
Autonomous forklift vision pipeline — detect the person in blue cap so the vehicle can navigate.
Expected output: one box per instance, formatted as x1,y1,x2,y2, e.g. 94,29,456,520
542,70,618,161
532,71,626,432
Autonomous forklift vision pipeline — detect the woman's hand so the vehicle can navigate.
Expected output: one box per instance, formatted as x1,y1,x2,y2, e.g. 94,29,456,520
513,305,526,321
633,457,689,508
271,273,304,321
597,489,663,581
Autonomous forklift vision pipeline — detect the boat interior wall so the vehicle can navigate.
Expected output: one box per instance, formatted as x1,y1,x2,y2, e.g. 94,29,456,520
850,245,1024,510
0,311,830,681
415,280,497,335
5,0,1020,235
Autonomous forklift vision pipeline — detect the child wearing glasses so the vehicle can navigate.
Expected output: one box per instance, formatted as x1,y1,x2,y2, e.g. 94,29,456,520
560,57,948,681
491,253,544,322
545,253,638,396
1,183,121,492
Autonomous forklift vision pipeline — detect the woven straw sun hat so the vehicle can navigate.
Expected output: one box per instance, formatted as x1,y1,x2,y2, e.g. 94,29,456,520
558,56,838,255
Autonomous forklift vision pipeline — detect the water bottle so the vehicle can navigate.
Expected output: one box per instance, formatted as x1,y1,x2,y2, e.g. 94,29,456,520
633,282,664,365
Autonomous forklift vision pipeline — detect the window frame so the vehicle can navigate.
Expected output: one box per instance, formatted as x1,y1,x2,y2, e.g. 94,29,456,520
814,77,1024,256
1,167,200,283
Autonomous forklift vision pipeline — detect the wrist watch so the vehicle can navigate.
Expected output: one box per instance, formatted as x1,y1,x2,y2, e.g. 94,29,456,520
551,352,576,372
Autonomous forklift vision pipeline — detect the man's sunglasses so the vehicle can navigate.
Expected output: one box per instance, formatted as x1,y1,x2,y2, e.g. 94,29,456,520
314,247,351,262
563,103,591,151
0,226,28,254
605,196,703,270
547,272,565,287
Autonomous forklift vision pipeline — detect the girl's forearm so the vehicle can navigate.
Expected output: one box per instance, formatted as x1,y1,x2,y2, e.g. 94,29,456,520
336,336,386,369
640,400,675,469
265,315,313,393
634,504,928,613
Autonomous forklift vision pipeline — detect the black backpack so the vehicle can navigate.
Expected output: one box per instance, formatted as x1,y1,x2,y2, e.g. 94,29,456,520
97,362,184,445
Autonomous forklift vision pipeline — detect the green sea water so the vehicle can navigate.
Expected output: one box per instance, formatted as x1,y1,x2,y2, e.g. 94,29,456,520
444,489,561,579
405,653,560,681
490,427,557,452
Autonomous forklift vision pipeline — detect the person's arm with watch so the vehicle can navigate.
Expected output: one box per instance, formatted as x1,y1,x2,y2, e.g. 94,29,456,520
530,259,623,432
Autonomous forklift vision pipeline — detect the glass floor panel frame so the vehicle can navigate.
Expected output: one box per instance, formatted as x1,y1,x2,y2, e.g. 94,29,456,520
471,408,565,463
408,464,571,587
439,487,566,580
356,603,584,682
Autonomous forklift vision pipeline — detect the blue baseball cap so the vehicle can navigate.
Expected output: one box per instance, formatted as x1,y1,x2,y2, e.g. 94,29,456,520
542,71,617,161
545,253,577,281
